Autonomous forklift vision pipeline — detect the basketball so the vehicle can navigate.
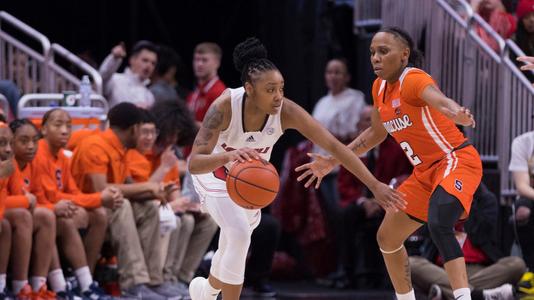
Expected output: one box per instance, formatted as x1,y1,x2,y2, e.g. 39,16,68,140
226,159,280,209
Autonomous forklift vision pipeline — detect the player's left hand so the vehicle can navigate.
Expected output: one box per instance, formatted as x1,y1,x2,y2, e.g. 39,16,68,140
454,107,476,128
295,153,337,189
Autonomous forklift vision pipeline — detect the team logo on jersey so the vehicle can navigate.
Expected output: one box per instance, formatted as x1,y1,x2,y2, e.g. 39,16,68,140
392,98,401,108
266,127,275,135
383,114,413,134
246,135,255,142
454,179,463,191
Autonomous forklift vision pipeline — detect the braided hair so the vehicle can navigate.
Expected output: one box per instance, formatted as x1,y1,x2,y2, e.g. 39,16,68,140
9,118,38,135
378,27,423,68
233,37,278,85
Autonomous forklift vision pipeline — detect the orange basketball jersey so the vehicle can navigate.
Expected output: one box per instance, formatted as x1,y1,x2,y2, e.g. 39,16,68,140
372,68,467,172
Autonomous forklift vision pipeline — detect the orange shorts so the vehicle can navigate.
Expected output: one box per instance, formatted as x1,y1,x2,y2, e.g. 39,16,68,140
397,145,482,222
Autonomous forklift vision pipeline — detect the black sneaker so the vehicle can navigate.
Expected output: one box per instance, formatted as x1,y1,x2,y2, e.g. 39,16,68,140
0,287,14,300
428,284,442,300
252,283,276,298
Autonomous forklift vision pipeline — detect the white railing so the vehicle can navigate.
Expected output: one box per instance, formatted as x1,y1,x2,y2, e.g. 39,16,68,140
353,0,382,34
0,11,50,93
0,11,103,98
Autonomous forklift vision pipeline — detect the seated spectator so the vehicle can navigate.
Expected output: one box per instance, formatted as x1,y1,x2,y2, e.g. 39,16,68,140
70,103,176,299
133,101,216,297
474,0,517,51
0,80,21,119
514,0,534,80
3,120,56,299
8,119,110,299
311,58,365,282
99,41,158,109
410,183,525,300
150,45,188,102
0,121,15,299
509,130,534,271
35,109,122,274
187,42,226,123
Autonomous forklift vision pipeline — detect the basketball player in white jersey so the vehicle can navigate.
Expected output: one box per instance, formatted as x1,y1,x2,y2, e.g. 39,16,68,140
187,37,406,300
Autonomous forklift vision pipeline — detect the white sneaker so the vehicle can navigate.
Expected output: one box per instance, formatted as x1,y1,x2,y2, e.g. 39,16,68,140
483,283,515,300
189,277,207,300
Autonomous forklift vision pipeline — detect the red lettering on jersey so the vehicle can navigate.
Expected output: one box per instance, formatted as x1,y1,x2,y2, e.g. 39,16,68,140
220,143,270,154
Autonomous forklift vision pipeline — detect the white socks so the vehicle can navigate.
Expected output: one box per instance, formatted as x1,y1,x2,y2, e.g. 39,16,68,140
30,276,47,292
396,289,416,300
74,266,93,292
12,280,28,294
204,279,221,300
453,288,472,300
48,269,67,292
0,274,6,292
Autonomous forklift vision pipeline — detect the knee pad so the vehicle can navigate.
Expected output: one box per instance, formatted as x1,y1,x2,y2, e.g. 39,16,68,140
427,186,464,263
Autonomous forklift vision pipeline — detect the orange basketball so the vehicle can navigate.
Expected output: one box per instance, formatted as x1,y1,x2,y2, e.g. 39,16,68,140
226,159,280,209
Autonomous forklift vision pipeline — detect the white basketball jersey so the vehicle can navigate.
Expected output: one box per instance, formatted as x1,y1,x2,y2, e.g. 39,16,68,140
212,87,284,170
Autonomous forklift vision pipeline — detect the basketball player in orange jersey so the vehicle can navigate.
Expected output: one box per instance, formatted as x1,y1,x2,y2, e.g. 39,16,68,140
297,27,482,300
187,37,405,300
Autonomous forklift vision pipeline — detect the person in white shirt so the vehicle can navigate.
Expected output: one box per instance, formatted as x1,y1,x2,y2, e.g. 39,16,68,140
99,41,158,109
312,58,366,281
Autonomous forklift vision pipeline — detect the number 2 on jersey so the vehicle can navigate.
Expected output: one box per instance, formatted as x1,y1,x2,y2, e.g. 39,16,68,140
400,141,422,166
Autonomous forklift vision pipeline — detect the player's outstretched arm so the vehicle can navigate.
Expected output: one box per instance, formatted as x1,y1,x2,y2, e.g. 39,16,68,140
282,99,406,212
295,107,387,188
420,85,476,128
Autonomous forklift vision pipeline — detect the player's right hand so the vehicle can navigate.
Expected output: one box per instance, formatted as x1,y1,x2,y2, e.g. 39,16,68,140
25,191,37,212
295,153,337,189
227,147,260,163
101,186,124,209
369,182,407,213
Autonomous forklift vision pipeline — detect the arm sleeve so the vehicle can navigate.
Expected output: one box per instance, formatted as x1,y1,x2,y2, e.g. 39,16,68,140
99,54,122,85
61,162,102,208
79,145,110,175
5,195,29,209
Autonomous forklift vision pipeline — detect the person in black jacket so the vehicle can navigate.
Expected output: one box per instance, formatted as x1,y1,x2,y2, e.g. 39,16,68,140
409,182,526,300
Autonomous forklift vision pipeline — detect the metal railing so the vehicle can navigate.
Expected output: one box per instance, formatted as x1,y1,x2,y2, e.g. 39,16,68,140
380,0,534,198
0,11,50,93
353,0,382,34
49,44,103,95
0,11,103,98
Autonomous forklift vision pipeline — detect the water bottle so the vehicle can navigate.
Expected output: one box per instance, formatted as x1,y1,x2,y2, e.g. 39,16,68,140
79,75,92,107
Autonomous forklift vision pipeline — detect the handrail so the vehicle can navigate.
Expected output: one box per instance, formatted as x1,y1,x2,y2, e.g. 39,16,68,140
50,43,103,95
17,93,109,113
436,0,472,28
506,39,534,78
0,11,50,58
470,13,506,54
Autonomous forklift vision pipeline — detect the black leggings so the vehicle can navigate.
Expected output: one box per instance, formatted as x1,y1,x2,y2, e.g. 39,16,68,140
426,185,465,263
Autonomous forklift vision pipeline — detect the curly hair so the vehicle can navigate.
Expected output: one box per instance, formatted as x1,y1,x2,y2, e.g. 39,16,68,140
233,37,278,85
150,99,198,147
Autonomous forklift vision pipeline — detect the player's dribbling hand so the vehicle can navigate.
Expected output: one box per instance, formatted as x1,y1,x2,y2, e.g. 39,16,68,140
295,153,337,189
518,56,534,72
369,182,407,213
227,147,260,163
454,107,476,128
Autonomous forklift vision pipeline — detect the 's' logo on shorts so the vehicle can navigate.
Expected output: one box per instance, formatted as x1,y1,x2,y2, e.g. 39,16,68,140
455,179,463,191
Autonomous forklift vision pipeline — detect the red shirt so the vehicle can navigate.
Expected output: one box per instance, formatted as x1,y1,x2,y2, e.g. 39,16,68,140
186,76,226,122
